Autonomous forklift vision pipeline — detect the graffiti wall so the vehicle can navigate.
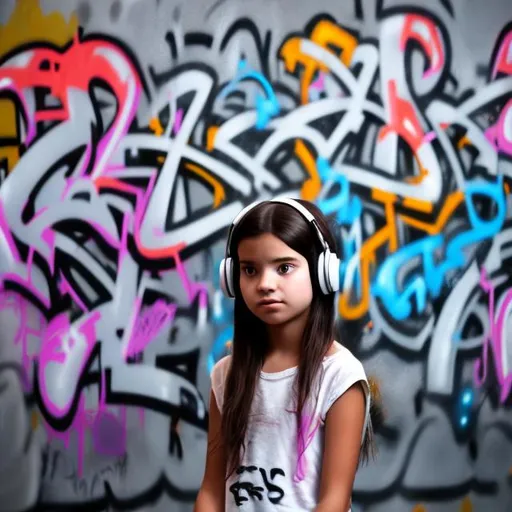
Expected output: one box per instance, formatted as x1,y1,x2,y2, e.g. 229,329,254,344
0,0,511,510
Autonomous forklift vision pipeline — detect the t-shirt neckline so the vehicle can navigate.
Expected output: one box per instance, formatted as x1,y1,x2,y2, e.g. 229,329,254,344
259,346,343,381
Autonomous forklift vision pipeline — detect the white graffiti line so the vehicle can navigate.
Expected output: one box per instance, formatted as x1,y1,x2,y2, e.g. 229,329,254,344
90,45,142,179
427,225,512,395
426,101,499,181
370,296,434,352
0,91,98,265
253,98,384,162
54,234,116,298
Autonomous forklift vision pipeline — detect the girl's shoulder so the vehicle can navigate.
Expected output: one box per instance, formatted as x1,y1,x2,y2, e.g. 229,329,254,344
318,342,370,422
211,354,232,383
323,342,364,373
320,342,369,396
210,355,232,412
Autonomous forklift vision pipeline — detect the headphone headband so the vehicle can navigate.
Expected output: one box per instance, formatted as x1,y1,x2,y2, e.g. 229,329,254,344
224,198,329,258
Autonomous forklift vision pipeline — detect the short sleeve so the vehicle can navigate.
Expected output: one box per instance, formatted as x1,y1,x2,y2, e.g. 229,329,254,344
320,352,371,442
210,355,232,413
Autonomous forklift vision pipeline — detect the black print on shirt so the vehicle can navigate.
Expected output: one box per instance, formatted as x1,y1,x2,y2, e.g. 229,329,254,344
229,465,286,506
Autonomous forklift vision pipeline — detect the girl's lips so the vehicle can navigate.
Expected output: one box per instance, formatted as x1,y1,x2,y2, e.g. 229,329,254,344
257,299,282,306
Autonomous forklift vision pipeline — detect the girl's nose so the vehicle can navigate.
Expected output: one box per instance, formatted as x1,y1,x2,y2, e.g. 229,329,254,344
257,269,277,292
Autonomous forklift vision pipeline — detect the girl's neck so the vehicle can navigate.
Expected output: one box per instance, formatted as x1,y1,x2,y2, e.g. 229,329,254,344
265,308,309,358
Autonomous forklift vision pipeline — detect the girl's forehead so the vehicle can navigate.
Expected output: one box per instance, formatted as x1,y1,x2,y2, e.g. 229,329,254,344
237,233,300,259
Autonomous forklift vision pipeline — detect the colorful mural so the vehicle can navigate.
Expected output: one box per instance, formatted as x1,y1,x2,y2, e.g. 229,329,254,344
0,0,511,510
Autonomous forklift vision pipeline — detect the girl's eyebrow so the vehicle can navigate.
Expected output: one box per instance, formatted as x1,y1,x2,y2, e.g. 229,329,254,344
239,256,300,265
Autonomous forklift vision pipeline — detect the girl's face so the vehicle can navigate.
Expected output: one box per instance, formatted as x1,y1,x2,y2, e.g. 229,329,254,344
237,233,313,326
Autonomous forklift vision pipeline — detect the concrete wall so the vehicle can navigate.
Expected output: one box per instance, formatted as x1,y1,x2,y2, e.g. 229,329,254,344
0,0,511,510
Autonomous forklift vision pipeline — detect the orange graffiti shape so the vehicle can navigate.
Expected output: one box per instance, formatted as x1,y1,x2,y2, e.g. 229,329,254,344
279,20,358,104
295,140,322,201
338,190,464,320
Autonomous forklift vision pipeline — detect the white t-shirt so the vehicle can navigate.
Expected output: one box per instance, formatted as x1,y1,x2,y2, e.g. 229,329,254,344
211,344,370,511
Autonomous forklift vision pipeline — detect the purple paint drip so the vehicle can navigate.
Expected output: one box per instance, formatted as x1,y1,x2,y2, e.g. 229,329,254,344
0,200,21,263
294,413,321,483
474,268,512,403
58,274,88,312
3,273,51,309
0,292,45,389
124,299,177,359
172,108,184,135
38,311,100,419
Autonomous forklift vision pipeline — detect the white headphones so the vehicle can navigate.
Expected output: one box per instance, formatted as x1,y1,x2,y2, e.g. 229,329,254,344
219,198,340,298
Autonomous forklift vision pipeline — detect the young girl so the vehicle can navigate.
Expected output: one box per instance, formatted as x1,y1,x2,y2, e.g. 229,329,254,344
195,198,376,511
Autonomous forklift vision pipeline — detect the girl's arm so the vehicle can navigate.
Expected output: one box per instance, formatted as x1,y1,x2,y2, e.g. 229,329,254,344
194,390,226,512
315,382,367,512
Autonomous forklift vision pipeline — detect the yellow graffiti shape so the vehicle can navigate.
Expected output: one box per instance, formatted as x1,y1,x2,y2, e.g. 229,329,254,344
295,140,322,201
0,0,78,174
206,126,219,152
149,117,164,137
0,0,78,58
457,135,472,150
185,163,225,208
412,505,427,512
367,375,382,403
459,497,473,512
0,98,20,174
30,409,39,431
405,155,430,185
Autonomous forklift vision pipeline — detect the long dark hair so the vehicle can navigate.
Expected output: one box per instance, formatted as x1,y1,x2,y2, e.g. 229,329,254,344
221,199,377,478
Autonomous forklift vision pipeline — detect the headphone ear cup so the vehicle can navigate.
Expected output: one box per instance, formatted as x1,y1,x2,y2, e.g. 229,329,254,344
326,250,340,293
219,257,235,298
317,252,328,295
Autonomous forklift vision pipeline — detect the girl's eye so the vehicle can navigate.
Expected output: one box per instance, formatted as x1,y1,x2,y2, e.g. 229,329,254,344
278,263,293,274
242,266,256,276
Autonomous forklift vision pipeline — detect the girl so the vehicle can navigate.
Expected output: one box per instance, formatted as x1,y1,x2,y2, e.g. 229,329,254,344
195,198,376,511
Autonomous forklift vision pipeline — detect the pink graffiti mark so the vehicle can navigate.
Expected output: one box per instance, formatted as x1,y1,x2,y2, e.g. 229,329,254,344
44,397,128,477
94,173,187,260
310,72,325,92
379,80,426,152
308,73,326,101
0,292,46,389
58,274,88,313
0,32,142,177
423,131,437,144
485,98,512,157
38,311,101,419
90,407,127,456
491,30,512,79
36,310,133,476
1,199,51,306
400,14,445,78
474,268,512,403
172,108,184,135
174,251,209,310
123,298,177,361
0,200,21,263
